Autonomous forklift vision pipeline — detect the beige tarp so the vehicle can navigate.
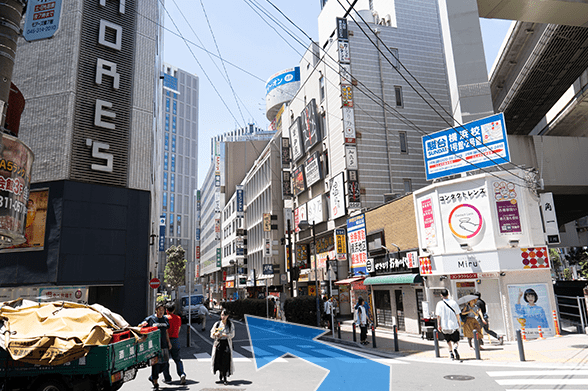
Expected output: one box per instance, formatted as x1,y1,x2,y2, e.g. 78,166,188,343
0,299,137,366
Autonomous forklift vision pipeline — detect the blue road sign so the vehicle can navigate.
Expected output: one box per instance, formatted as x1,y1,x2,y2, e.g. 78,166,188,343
23,0,63,42
422,113,510,180
246,316,390,390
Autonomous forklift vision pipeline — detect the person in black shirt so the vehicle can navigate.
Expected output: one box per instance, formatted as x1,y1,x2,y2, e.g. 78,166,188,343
139,303,172,389
474,292,503,345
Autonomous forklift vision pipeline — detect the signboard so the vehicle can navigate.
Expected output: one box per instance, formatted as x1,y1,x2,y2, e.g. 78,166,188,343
1,188,49,252
282,170,292,197
507,283,554,339
341,84,353,107
23,0,64,42
158,215,165,251
335,228,347,260
420,197,437,247
263,264,275,275
330,172,346,219
304,152,322,187
301,99,321,152
540,192,560,244
281,137,291,166
373,251,419,274
38,286,88,303
338,41,350,63
422,113,511,180
149,278,160,289
345,146,358,169
342,107,356,144
216,248,221,268
294,204,307,233
264,238,271,257
263,213,271,232
236,186,244,217
307,195,324,224
296,243,309,268
290,117,304,162
265,67,300,95
292,164,306,196
336,17,348,40
347,170,360,208
493,180,522,234
347,214,368,275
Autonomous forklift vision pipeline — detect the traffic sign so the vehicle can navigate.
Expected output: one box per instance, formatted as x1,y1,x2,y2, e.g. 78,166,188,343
149,278,160,289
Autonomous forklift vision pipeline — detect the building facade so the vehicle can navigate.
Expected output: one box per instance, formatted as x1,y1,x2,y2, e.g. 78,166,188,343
158,64,199,284
0,0,161,324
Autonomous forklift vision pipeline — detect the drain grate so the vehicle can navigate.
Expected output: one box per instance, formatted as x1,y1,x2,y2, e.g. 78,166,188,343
444,375,475,381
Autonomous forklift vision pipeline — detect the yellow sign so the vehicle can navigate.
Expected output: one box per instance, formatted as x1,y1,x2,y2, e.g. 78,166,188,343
308,284,316,296
263,213,271,232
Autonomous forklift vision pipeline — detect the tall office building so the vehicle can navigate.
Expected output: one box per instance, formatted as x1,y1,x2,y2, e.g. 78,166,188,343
158,64,199,282
0,1,161,324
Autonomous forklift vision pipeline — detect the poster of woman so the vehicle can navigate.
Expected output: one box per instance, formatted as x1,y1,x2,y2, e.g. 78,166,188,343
508,283,553,338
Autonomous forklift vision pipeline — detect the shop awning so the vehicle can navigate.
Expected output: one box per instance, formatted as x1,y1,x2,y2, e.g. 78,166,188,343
334,276,365,285
363,273,423,285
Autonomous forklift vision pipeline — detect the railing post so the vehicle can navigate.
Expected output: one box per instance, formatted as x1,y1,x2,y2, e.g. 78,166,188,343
473,329,481,360
433,329,440,358
516,329,526,361
352,322,357,342
371,325,377,348
393,324,399,352
337,321,342,339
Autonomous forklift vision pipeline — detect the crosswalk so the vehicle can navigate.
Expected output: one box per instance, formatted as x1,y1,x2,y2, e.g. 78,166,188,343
193,345,406,365
487,369,588,390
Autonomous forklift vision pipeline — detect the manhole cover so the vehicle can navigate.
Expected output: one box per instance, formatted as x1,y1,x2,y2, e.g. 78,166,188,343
444,375,475,381
571,345,588,349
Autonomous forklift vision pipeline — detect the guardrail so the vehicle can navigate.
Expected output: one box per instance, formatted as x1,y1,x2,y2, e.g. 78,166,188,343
555,294,587,332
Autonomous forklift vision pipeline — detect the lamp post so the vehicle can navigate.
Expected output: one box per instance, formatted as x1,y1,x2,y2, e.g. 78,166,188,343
298,220,320,327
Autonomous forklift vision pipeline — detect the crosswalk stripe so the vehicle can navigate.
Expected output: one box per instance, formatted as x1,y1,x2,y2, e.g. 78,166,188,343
504,389,588,391
374,358,408,365
496,379,588,385
488,370,588,377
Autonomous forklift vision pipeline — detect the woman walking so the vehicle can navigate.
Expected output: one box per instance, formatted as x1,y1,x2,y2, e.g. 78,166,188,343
461,297,486,350
210,309,235,385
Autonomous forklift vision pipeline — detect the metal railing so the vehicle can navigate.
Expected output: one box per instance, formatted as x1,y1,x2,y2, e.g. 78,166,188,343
555,294,587,332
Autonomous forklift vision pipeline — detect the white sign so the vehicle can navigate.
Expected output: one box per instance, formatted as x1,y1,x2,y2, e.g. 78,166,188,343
307,195,324,224
330,172,346,220
338,40,350,63
343,107,356,142
345,146,358,169
540,192,560,244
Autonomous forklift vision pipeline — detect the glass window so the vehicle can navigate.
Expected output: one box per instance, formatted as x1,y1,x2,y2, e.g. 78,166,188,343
169,214,174,236
172,135,176,153
171,194,175,213
173,93,177,99
164,152,168,171
403,179,412,194
164,133,169,151
172,117,176,133
399,131,408,153
163,193,167,210
319,76,325,101
171,173,175,192
389,48,399,68
177,215,181,236
395,86,403,107
171,154,176,172
166,98,170,112
163,172,168,191
173,101,177,114
165,114,169,131
166,90,170,97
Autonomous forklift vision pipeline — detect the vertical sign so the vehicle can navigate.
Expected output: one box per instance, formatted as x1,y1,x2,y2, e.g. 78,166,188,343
343,107,356,144
281,137,291,166
540,192,560,244
290,117,304,162
330,172,346,219
301,99,321,152
264,239,272,257
159,215,165,251
216,248,221,268
493,181,522,234
263,213,271,232
345,146,358,169
347,214,367,275
335,228,347,261
282,170,292,198
236,185,244,218
347,170,360,209
336,17,348,39
421,197,437,247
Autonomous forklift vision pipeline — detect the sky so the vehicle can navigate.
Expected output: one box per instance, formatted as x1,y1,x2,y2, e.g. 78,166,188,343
162,1,514,187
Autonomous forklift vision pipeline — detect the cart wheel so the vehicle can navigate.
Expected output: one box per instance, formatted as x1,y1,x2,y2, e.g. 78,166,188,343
36,379,67,391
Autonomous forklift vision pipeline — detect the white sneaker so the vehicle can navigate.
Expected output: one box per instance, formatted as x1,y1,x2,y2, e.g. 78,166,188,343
180,374,186,385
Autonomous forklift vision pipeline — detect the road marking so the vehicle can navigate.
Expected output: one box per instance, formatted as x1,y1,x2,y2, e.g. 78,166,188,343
488,370,588,377
242,345,288,362
496,379,588,385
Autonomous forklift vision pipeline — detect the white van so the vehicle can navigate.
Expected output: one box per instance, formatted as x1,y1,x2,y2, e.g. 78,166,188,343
180,294,205,322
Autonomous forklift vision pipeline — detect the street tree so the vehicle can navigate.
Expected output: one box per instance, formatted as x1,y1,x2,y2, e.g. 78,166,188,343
164,245,186,304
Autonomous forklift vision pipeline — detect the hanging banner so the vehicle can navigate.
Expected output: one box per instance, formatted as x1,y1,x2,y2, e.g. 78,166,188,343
158,215,166,251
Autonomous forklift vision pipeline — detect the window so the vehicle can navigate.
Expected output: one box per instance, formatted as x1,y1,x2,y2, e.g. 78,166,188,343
322,150,329,176
166,90,170,97
389,48,399,68
163,193,167,211
170,194,175,212
165,114,169,131
172,135,176,153
399,131,408,153
163,172,168,191
166,98,170,112
164,133,169,151
395,86,403,107
319,76,325,101
173,101,177,114
164,152,168,171
403,179,412,194
169,214,174,236
171,154,176,172
170,173,175,192
177,215,181,236
321,113,327,139
172,117,176,133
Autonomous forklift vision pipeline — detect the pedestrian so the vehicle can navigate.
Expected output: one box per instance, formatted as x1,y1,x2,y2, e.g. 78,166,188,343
161,303,187,385
435,289,461,360
474,292,504,345
198,303,210,332
461,297,485,350
210,309,235,385
139,303,172,389
355,297,369,345
323,296,332,329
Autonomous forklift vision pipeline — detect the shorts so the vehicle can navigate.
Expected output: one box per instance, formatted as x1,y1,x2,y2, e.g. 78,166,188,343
442,329,460,343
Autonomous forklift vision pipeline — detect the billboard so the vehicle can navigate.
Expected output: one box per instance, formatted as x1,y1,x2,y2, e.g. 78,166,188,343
347,214,367,275
304,152,322,187
0,189,49,252
330,172,346,220
289,117,304,162
265,67,300,95
422,113,510,180
292,164,306,196
301,99,321,152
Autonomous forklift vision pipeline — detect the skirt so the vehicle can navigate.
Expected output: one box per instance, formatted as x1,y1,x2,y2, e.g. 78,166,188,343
463,317,483,339
213,339,231,376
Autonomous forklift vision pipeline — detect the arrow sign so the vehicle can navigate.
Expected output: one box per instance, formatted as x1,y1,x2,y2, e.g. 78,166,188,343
245,315,390,390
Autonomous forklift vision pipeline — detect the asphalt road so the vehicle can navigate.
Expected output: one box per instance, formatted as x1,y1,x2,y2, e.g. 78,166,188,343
120,314,588,391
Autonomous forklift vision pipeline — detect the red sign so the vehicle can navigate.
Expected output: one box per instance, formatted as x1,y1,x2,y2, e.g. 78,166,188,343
449,273,478,280
149,278,160,289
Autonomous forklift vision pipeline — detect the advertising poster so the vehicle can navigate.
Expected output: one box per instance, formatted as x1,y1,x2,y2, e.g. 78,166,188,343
330,172,346,219
305,152,322,187
420,197,437,247
1,188,49,252
301,99,321,152
307,195,324,224
290,117,304,162
508,283,553,338
294,203,307,233
493,181,522,234
347,214,367,275
292,164,306,196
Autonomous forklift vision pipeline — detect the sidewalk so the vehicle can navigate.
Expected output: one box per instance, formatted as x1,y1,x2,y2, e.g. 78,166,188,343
320,319,588,366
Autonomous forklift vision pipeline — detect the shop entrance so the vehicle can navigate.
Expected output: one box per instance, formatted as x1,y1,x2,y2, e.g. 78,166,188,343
395,290,405,331
479,279,506,337
374,290,393,327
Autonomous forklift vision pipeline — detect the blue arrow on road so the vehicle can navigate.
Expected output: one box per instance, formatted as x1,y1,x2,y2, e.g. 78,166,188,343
245,315,390,390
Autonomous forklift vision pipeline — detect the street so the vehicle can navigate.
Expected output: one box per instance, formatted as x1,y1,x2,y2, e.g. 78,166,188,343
119,314,588,391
